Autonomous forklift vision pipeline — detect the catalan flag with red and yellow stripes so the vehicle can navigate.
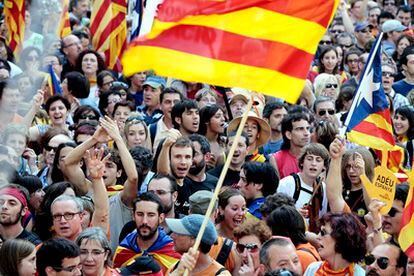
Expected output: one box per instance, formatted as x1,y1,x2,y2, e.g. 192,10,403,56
121,0,339,103
399,169,414,259
3,0,25,56
57,0,71,38
90,0,127,71
345,34,395,151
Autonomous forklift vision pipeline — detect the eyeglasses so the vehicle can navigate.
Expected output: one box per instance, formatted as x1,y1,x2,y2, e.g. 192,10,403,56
320,228,332,236
387,207,401,217
80,249,106,258
102,80,114,87
365,254,393,270
325,83,338,89
347,59,359,64
382,72,394,78
236,243,259,254
63,42,81,48
45,145,58,152
340,44,353,49
80,114,98,120
125,116,145,123
52,212,81,221
52,264,82,273
318,109,335,116
320,40,332,45
331,30,344,34
149,189,172,196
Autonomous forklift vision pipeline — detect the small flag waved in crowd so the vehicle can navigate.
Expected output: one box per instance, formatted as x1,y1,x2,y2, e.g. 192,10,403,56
48,64,62,95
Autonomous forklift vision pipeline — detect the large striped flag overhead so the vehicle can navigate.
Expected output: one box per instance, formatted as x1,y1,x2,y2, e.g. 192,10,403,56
57,0,71,38
344,33,395,151
3,0,25,55
90,0,127,71
122,0,339,103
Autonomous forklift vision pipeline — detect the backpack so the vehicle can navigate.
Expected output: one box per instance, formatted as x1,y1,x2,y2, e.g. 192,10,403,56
216,238,233,266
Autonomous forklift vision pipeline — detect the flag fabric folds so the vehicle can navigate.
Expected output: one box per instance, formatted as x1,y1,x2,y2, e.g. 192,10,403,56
3,0,25,55
90,0,127,71
399,171,414,260
122,0,339,103
344,34,395,151
57,0,71,38
129,0,144,41
48,64,62,95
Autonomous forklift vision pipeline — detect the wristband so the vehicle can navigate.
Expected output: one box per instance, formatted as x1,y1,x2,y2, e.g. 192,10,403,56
373,226,382,234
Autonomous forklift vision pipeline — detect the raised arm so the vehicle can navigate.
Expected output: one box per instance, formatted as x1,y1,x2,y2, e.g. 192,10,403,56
326,136,347,212
157,129,181,176
100,116,138,207
62,126,110,195
24,90,44,129
85,148,110,231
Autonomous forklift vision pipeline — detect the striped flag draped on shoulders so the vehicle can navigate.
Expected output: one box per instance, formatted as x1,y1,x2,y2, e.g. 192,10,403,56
4,0,25,55
90,0,127,71
122,0,339,104
344,33,395,150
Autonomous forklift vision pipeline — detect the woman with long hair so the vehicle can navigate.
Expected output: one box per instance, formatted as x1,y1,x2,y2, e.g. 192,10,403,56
0,239,36,276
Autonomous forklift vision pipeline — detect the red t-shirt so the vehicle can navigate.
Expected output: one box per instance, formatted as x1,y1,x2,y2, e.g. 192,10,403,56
273,150,300,179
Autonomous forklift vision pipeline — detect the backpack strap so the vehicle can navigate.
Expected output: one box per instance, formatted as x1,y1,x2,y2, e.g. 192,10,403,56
216,238,233,266
297,247,319,262
149,123,157,146
215,267,227,276
291,173,302,202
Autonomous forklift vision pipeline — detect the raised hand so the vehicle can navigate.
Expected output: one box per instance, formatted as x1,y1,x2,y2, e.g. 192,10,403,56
329,135,346,160
164,128,182,148
100,116,122,141
33,90,44,110
92,125,110,144
239,252,260,276
85,147,111,180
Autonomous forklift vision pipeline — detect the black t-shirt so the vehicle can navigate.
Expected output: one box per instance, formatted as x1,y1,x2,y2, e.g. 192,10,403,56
208,165,240,187
344,188,368,223
176,173,219,215
1,229,41,246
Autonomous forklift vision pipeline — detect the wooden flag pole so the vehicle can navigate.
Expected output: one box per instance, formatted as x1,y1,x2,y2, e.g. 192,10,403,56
183,97,253,276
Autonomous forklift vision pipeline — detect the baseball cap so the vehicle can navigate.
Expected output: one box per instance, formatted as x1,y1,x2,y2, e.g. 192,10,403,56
354,21,373,32
119,254,162,276
382,19,407,33
143,76,166,89
189,190,217,215
166,214,218,245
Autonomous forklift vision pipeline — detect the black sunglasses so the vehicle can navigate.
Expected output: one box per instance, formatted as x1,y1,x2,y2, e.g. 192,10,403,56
320,228,332,237
80,114,98,120
318,109,335,116
382,72,394,78
388,207,401,217
365,254,391,270
44,145,58,152
236,243,259,254
325,83,338,89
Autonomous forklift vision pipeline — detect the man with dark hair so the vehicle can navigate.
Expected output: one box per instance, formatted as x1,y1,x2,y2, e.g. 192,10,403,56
69,0,89,22
366,243,406,276
167,214,231,275
139,76,166,125
208,131,249,187
271,113,311,179
0,184,41,245
36,237,82,276
148,173,180,233
171,99,200,136
113,192,181,273
262,102,288,155
393,46,414,97
396,5,412,27
0,80,23,130
259,237,302,275
150,87,183,151
238,162,279,219
179,134,218,213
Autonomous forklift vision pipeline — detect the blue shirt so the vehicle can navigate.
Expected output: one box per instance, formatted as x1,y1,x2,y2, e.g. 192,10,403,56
248,197,265,220
392,79,414,97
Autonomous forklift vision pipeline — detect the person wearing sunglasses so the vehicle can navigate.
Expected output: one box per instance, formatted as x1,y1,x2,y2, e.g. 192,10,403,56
314,74,340,100
234,218,272,276
304,212,366,275
36,237,82,276
353,22,373,52
365,243,407,276
313,96,338,126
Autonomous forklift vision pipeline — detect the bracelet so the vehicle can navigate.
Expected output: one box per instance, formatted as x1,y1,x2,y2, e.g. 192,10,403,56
373,226,382,234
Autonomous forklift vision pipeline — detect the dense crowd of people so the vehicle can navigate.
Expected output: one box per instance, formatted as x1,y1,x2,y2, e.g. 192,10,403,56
2,0,414,275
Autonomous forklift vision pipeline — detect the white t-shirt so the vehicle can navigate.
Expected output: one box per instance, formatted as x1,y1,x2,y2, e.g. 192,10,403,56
277,174,328,216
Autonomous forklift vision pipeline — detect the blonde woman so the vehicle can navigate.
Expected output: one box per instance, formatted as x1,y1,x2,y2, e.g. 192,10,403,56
124,113,152,151
314,73,340,100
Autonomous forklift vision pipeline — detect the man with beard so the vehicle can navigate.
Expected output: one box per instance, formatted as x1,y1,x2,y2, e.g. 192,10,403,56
366,243,406,276
113,192,181,273
177,134,218,215
0,184,40,245
148,174,180,234
171,99,200,137
262,102,288,155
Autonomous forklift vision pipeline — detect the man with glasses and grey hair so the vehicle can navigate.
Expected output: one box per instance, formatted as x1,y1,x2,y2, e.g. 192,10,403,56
51,194,84,241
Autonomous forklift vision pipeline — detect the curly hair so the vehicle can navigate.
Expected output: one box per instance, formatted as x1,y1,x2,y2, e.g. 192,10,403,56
320,212,367,263
75,49,107,76
260,193,295,218
234,218,272,244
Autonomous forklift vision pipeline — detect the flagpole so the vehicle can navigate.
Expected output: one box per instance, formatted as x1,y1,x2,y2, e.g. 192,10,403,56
341,32,384,136
182,97,253,276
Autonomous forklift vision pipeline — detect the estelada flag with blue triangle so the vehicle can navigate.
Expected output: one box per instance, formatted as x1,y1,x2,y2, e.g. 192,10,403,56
344,33,395,151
